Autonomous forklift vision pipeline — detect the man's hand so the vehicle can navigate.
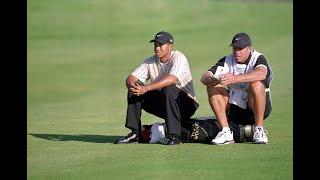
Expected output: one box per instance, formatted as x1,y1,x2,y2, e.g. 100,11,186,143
130,83,150,96
126,74,176,96
219,73,237,85
201,72,220,86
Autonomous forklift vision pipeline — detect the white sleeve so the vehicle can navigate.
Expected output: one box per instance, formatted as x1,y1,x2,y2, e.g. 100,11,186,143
131,60,149,84
169,53,186,78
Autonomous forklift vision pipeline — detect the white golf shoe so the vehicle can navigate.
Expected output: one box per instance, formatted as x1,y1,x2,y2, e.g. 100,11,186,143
211,130,234,145
253,128,269,144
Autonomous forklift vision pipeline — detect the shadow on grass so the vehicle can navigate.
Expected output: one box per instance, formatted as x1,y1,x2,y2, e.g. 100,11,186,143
28,133,122,143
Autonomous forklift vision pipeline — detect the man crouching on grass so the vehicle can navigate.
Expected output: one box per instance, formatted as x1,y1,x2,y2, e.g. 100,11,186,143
200,32,273,145
114,31,199,145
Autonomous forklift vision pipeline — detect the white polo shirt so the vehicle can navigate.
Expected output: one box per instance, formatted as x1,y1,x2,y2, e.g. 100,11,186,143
131,50,198,103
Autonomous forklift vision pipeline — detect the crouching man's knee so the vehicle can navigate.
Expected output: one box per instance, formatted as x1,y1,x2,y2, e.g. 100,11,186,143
248,81,265,95
161,84,180,98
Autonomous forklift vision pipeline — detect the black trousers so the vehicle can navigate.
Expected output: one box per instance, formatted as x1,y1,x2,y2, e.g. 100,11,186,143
125,85,199,138
228,91,272,125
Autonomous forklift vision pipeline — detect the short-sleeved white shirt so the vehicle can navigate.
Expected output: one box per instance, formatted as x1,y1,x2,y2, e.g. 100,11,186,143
131,50,198,103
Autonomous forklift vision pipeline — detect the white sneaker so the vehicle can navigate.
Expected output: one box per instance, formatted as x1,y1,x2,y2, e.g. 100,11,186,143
253,128,269,144
211,130,234,145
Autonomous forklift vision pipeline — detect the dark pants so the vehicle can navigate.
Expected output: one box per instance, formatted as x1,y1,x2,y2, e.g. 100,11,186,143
125,85,199,138
228,91,272,125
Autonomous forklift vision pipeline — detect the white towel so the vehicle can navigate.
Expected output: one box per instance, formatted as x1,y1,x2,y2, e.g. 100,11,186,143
149,123,166,144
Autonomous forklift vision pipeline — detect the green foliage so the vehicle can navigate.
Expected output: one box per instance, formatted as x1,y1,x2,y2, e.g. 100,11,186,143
28,0,292,179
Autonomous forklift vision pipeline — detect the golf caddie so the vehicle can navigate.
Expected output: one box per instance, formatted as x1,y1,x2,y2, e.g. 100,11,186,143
200,32,274,145
114,31,199,145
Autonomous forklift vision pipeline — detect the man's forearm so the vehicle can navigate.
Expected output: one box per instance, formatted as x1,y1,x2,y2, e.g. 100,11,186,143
147,75,177,91
235,67,267,83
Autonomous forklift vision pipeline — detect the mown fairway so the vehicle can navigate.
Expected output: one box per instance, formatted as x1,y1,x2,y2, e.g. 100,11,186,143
28,0,292,179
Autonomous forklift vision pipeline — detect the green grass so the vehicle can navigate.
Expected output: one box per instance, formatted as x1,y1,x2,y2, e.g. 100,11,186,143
28,0,292,179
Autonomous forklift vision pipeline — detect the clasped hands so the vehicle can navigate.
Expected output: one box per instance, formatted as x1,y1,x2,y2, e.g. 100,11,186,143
129,83,149,96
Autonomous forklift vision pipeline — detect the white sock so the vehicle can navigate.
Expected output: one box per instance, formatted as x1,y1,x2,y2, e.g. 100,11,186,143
222,127,230,132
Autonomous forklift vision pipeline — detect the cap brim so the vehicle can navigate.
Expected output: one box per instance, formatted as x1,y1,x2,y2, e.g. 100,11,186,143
149,39,168,44
229,43,246,49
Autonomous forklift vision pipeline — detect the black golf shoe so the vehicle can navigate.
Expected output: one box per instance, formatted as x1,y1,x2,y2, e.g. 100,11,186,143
166,137,182,145
114,132,139,144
